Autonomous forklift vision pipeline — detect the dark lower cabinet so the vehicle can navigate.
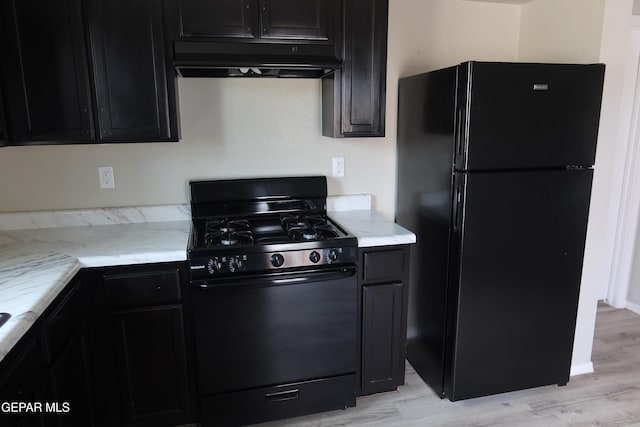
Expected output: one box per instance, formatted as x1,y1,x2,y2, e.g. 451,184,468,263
359,245,410,395
322,0,388,137
0,275,94,427
0,88,7,146
0,338,47,427
97,263,196,427
48,327,95,427
362,282,404,394
109,306,190,426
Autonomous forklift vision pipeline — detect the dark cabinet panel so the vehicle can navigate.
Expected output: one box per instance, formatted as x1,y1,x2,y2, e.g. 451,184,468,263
98,263,195,427
259,0,335,40
89,0,177,141
178,0,256,38
42,278,95,427
358,245,410,396
322,0,388,137
0,275,92,427
110,305,191,427
0,89,6,145
177,0,336,42
48,327,95,427
0,0,179,145
0,338,47,427
362,282,404,395
0,0,94,144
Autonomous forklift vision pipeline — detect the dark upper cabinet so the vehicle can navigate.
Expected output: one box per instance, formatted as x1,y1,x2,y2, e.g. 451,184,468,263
88,0,177,141
177,0,336,42
322,0,388,137
259,0,335,40
0,0,94,144
0,0,179,145
178,0,257,38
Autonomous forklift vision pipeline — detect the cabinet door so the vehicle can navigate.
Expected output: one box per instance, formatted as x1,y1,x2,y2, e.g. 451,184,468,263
0,89,6,146
322,0,388,137
178,0,257,38
0,0,94,143
362,282,404,395
89,0,177,141
0,338,47,427
259,0,336,41
48,327,95,427
110,305,191,427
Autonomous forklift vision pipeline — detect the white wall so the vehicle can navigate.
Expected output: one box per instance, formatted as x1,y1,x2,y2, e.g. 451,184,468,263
518,0,632,374
518,0,605,63
0,0,521,221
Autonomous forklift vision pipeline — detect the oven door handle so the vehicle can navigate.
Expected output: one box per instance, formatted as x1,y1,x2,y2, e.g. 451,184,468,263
192,266,356,290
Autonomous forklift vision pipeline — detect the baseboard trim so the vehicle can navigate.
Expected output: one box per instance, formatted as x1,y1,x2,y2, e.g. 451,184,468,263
570,362,594,377
626,301,640,315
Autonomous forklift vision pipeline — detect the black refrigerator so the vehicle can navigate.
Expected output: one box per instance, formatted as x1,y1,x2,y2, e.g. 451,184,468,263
396,61,605,401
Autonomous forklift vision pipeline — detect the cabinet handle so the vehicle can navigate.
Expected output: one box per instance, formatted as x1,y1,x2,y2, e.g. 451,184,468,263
264,389,299,403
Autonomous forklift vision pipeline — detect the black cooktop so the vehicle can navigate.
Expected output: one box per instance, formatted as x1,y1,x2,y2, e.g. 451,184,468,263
192,213,349,249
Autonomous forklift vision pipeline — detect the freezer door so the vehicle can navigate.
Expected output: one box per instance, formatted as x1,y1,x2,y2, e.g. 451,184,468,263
455,62,604,171
445,169,593,401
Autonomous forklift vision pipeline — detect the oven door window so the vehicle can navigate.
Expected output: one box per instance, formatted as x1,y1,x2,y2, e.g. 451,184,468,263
190,267,358,395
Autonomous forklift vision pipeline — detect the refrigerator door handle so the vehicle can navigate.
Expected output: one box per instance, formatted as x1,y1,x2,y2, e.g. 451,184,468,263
453,186,462,233
455,109,464,158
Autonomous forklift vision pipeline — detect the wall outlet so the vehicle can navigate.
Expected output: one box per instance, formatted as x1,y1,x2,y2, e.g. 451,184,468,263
98,167,115,189
332,157,345,177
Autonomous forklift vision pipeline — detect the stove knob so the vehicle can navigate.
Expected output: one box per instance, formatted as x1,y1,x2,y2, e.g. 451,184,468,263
207,258,222,274
309,251,321,263
228,256,244,273
271,253,285,268
327,250,339,264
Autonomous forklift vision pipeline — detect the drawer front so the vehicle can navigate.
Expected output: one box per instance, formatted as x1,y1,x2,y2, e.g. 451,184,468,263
42,279,86,363
105,270,181,308
363,249,405,283
200,374,356,426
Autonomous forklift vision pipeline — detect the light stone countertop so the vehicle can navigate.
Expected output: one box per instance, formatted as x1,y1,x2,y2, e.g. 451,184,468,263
329,210,416,247
0,200,415,363
0,220,191,363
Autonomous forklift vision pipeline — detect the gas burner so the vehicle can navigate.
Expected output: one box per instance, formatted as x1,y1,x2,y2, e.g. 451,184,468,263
204,230,254,247
206,218,250,234
202,218,254,247
282,215,339,241
281,215,326,230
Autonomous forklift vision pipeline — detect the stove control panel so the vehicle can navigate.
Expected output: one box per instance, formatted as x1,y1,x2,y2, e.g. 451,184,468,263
189,247,357,279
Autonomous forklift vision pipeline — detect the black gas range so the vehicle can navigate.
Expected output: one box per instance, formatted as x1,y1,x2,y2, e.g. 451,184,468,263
186,176,358,427
187,176,357,281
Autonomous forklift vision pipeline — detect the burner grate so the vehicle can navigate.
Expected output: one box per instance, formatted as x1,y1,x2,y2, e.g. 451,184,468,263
203,218,254,247
281,215,339,242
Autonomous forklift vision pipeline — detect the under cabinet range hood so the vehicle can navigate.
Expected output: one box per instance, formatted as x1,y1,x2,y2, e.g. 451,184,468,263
173,41,342,78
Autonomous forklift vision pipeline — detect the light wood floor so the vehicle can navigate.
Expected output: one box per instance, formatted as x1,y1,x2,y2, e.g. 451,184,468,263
256,303,640,426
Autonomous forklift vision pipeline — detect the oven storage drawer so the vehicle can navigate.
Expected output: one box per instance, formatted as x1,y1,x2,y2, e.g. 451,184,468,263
104,269,181,308
200,374,356,427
